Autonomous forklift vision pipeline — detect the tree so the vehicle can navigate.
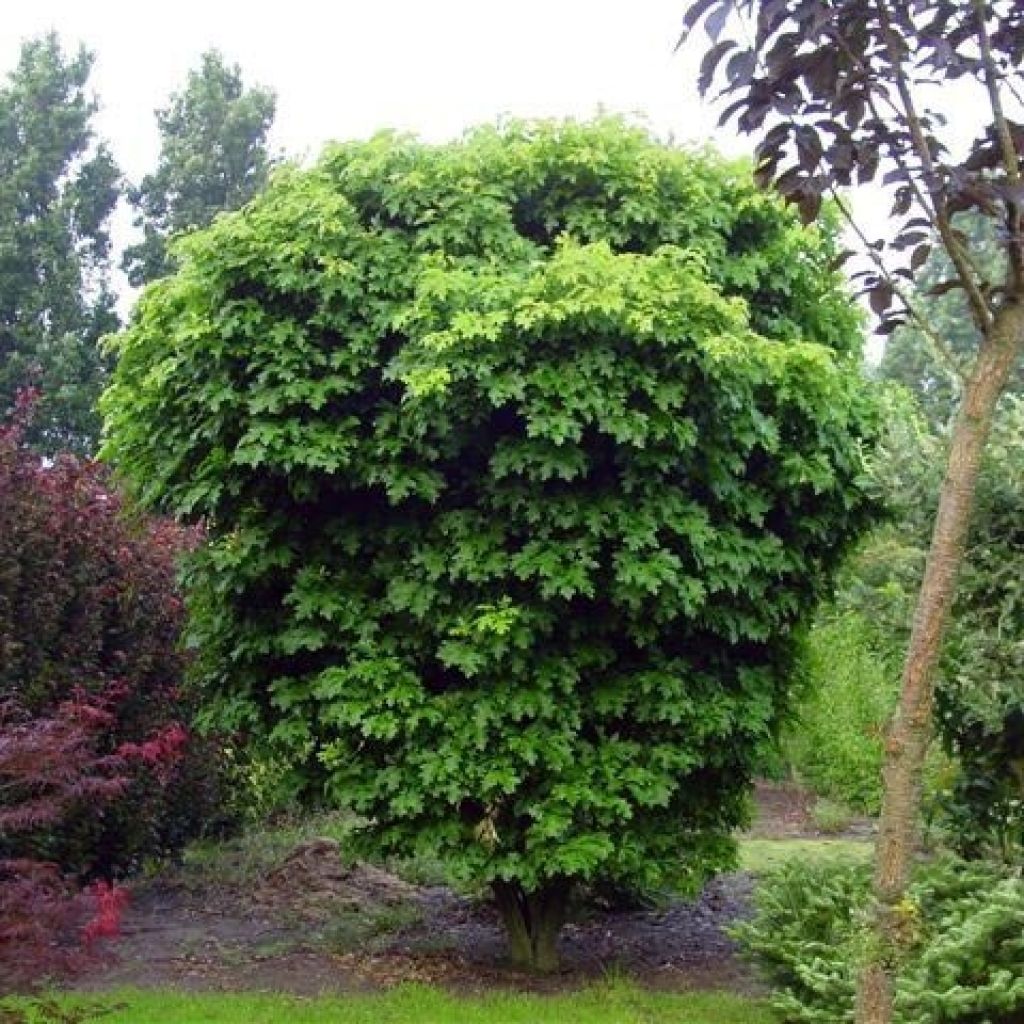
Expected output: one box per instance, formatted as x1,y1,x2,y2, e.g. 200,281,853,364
864,389,1024,866
0,33,120,453
880,215,1024,427
102,119,878,971
678,3,1024,1020
122,50,277,287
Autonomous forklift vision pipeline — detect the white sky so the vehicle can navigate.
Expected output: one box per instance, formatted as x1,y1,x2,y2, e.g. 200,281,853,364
2,0,735,183
3,1,988,362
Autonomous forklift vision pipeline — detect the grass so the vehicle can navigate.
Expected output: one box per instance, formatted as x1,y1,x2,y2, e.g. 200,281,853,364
169,810,357,890
168,811,461,895
1,984,778,1024
320,901,424,953
738,838,873,874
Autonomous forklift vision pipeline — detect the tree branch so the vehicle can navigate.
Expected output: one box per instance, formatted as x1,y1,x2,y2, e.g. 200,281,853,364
823,15,993,311
1004,74,1024,111
971,0,1024,293
875,0,993,334
831,190,965,394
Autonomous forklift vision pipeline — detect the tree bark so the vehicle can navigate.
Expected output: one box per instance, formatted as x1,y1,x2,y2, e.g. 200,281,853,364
492,878,569,973
855,300,1024,1024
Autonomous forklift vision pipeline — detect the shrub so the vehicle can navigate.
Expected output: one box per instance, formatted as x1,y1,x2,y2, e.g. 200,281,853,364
0,392,226,876
934,398,1024,865
102,118,879,970
810,798,855,836
785,611,899,814
0,697,135,988
733,856,1024,1023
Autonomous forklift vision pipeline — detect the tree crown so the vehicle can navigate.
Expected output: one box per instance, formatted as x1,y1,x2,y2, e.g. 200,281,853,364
104,118,879,899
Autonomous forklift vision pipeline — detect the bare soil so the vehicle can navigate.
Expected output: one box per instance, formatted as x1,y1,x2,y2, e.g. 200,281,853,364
69,782,857,997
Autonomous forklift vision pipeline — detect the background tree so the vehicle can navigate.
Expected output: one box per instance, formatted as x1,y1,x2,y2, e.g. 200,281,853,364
122,50,277,287
791,381,1024,865
103,119,878,971
0,33,120,453
880,215,1024,427
679,3,1024,1021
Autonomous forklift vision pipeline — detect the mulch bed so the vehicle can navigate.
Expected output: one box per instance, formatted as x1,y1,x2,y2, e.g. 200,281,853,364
69,781,855,997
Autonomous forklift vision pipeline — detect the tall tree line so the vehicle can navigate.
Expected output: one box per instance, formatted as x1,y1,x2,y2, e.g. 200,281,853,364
0,36,276,453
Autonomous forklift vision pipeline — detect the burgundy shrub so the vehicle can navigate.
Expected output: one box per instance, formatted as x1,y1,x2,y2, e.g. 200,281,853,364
0,391,225,877
0,697,136,988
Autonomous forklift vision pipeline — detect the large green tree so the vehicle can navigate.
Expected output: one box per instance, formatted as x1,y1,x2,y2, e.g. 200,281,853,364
0,33,120,453
122,50,277,287
103,119,878,971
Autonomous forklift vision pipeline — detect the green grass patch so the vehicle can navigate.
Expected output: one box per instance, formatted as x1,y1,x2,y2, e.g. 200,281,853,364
739,838,873,874
2,984,777,1024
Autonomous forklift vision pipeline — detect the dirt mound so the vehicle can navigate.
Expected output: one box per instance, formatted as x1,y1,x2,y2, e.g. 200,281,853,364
255,839,417,920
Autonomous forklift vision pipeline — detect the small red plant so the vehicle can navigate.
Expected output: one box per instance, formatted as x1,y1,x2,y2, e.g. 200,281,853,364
0,698,134,988
118,723,189,783
81,881,130,944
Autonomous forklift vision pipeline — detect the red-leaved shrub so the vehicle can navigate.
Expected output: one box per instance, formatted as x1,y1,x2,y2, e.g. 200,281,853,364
0,390,228,878
0,697,135,987
82,880,131,944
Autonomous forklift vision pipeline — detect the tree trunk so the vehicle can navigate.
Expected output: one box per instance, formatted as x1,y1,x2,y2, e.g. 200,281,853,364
492,878,569,973
855,301,1024,1024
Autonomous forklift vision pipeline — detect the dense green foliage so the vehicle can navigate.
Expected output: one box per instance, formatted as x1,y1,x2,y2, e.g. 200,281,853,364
824,389,1024,862
122,50,277,287
734,857,1024,1023
785,611,899,814
0,34,119,453
937,398,1024,863
103,119,877,963
782,391,929,815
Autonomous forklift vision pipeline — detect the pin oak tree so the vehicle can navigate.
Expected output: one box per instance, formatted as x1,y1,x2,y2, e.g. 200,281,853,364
103,119,878,970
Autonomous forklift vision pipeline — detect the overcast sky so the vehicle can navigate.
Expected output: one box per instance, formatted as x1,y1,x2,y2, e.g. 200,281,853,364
2,0,737,183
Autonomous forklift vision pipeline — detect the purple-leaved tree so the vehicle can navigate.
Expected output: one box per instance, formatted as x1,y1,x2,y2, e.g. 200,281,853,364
678,3,1023,1021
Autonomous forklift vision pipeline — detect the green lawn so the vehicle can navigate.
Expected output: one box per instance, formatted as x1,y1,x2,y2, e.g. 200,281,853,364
738,837,873,874
3,984,777,1024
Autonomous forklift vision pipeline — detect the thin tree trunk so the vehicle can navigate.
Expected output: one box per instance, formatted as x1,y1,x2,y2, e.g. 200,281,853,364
492,878,569,973
855,301,1024,1024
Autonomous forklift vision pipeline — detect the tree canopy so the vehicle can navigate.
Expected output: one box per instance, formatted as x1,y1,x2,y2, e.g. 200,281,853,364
0,33,119,453
122,50,277,287
103,118,878,970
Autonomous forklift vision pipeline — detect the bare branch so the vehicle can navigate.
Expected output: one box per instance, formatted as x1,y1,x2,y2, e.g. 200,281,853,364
1004,74,1024,111
831,191,965,396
